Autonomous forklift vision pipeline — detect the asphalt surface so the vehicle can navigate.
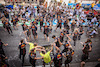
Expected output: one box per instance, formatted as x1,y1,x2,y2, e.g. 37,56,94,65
0,25,100,67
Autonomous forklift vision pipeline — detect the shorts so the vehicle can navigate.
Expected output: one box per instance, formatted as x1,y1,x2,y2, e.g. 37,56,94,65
27,32,31,37
29,58,36,67
54,60,62,67
66,30,69,34
73,36,77,41
13,22,17,26
81,54,88,61
32,31,37,36
20,49,26,55
33,33,37,36
44,32,49,37
65,58,72,64
57,24,62,29
3,24,6,28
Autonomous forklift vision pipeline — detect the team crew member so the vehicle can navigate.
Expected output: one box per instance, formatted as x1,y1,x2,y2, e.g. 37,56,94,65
39,17,44,32
0,39,8,55
63,46,74,67
51,44,65,67
18,39,26,66
0,53,9,67
59,31,65,43
80,38,92,49
81,41,92,67
78,26,84,40
64,19,69,29
64,21,70,35
14,15,19,30
43,23,50,42
31,24,38,40
29,48,43,67
49,21,52,33
62,35,72,53
52,35,62,48
72,29,79,46
31,19,38,26
22,22,27,31
11,17,16,30
55,17,62,31
24,26,32,41
39,44,54,67
71,20,76,33
4,19,13,35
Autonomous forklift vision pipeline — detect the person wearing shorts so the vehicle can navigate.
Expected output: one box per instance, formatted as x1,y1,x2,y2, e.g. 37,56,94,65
31,24,38,40
43,23,50,42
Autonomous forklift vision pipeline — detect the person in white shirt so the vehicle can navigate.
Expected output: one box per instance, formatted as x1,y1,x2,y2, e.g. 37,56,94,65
25,12,30,20
91,16,97,24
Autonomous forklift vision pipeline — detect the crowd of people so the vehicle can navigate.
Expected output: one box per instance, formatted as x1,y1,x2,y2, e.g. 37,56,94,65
0,1,100,67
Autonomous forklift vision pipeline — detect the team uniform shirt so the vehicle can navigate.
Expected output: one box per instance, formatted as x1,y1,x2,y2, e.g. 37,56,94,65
71,23,76,32
60,32,65,42
11,17,18,26
31,25,37,35
19,43,26,55
4,22,11,28
53,53,62,67
79,27,84,35
26,28,31,37
63,50,74,64
64,24,70,34
62,42,70,53
11,19,16,26
43,25,49,34
39,18,44,26
29,49,36,61
22,24,27,31
73,31,79,41
64,21,68,28
32,21,38,25
55,38,60,47
57,19,62,28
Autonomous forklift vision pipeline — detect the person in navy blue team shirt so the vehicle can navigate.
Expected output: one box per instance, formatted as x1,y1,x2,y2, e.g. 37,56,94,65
18,39,26,66
43,23,50,42
31,24,38,40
